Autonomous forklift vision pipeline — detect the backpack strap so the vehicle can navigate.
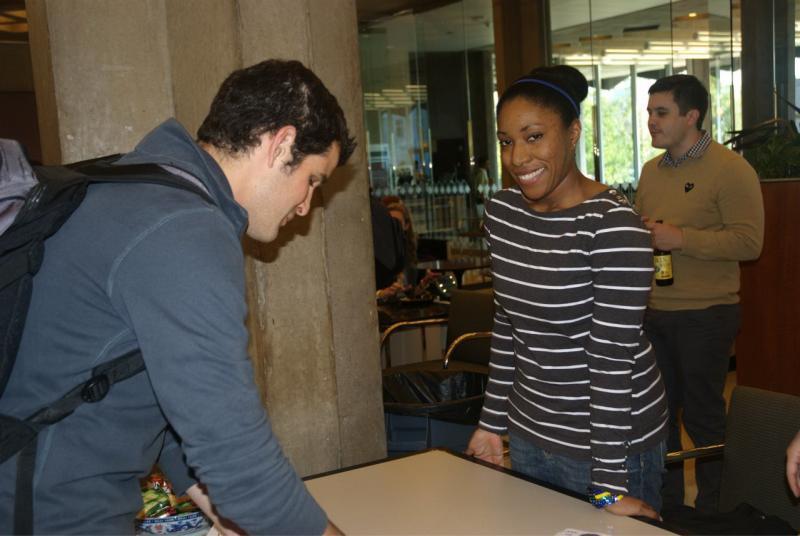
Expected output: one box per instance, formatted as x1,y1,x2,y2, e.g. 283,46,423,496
25,349,145,429
0,162,214,292
39,160,216,205
3,350,145,534
14,439,35,534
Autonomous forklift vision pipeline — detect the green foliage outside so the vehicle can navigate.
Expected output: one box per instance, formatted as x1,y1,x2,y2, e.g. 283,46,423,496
600,79,635,185
581,71,738,185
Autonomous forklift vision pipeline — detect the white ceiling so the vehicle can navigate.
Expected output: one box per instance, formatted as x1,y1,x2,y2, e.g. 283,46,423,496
551,0,673,30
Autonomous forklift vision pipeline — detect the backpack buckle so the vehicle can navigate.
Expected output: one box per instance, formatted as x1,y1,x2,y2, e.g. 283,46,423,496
81,374,110,403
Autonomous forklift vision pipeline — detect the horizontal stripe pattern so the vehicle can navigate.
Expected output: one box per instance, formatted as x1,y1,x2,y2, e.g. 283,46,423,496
479,187,668,493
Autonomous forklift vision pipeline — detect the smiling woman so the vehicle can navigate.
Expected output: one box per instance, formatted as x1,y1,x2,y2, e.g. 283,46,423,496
466,65,669,521
495,66,601,212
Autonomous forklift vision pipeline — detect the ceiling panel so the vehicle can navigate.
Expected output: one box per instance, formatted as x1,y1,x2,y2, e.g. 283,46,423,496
550,0,671,30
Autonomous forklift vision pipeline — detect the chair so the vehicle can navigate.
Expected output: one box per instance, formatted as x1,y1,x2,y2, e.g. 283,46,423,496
380,288,495,369
667,385,800,530
381,288,495,455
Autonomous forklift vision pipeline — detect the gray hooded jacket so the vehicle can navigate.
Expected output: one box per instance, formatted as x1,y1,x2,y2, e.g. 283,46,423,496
0,119,327,534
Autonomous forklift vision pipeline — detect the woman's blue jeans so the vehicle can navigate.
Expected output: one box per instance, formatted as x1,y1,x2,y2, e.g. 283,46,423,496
509,434,667,512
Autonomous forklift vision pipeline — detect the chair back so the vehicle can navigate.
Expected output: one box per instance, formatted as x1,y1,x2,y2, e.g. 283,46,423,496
444,288,494,366
719,385,800,529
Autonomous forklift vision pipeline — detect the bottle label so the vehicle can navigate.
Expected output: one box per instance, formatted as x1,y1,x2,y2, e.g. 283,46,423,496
654,255,673,280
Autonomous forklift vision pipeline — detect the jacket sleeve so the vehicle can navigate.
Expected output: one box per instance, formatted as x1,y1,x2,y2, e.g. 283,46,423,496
111,207,327,535
158,427,196,496
584,204,654,493
680,159,764,262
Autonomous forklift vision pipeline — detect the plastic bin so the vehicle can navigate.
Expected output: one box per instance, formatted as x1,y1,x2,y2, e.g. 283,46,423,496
382,366,487,456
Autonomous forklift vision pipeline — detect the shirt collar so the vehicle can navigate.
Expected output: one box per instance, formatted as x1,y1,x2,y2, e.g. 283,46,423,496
659,130,711,168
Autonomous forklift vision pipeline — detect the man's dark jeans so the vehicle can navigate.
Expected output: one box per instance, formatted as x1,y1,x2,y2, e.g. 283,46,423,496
644,303,740,512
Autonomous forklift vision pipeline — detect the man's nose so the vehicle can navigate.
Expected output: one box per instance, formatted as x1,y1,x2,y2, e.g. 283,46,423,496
296,188,314,216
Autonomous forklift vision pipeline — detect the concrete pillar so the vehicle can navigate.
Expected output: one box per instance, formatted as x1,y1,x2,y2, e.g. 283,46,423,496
26,0,175,164
234,0,385,474
163,1,241,135
26,0,385,476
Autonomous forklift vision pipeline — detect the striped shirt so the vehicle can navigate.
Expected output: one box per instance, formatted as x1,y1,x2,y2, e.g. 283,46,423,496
479,187,668,493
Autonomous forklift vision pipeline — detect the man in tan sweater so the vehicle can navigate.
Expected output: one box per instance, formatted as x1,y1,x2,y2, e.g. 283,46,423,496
635,75,764,513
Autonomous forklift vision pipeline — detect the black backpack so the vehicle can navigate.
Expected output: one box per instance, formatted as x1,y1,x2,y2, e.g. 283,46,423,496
0,139,214,534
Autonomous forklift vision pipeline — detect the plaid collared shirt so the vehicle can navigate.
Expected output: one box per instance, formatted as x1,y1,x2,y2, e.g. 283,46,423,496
658,130,711,168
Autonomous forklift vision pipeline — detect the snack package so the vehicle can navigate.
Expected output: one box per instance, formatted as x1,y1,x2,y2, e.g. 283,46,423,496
138,468,199,519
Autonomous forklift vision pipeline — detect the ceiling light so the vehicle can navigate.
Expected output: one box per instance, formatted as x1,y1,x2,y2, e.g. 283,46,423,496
647,40,677,47
674,12,709,22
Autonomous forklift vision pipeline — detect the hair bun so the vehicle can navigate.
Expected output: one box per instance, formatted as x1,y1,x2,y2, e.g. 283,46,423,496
526,65,589,104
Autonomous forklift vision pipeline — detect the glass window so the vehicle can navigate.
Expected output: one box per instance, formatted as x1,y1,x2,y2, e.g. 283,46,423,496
359,0,497,247
550,1,741,198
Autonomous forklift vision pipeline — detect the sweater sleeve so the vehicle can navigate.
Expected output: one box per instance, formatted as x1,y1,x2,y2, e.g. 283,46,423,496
111,208,327,535
584,203,654,493
478,200,516,433
478,303,516,433
680,158,764,261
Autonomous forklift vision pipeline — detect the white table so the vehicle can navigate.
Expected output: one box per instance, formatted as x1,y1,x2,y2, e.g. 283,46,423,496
306,449,674,535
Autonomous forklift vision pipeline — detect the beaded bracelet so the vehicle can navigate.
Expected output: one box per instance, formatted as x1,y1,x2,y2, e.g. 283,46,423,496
587,486,624,508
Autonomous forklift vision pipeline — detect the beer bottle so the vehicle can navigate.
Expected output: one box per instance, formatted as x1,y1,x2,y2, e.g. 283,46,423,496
653,220,673,286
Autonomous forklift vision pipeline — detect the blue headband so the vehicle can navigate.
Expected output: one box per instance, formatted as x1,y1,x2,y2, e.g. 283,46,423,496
512,78,580,117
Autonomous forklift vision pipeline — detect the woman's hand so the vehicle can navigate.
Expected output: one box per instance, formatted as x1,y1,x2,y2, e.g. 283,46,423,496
605,496,660,520
465,428,504,466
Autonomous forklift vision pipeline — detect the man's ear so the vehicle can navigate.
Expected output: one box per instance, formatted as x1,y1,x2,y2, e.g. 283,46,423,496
264,125,297,169
685,108,700,128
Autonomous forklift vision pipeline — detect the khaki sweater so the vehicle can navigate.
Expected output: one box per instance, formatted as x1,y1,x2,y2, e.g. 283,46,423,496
635,140,764,311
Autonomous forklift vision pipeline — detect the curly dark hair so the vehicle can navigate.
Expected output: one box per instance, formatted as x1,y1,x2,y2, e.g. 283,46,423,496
497,65,589,127
649,74,709,130
198,59,356,167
